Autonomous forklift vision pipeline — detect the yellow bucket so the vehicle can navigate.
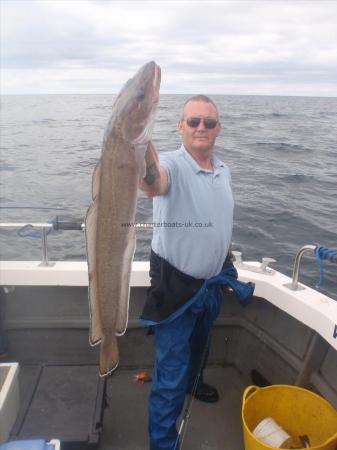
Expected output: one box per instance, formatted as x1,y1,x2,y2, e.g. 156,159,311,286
242,385,337,450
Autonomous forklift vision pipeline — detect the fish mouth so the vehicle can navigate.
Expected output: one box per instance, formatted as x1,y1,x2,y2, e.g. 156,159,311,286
128,62,161,145
152,64,161,104
116,61,161,145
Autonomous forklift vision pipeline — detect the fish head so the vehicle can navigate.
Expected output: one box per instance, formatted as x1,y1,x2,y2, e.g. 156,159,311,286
115,61,161,144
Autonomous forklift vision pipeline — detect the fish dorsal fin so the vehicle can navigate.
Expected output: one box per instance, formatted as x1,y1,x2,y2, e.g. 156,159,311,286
85,200,103,346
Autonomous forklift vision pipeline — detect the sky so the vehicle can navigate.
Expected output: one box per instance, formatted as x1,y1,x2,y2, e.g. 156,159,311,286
1,0,337,96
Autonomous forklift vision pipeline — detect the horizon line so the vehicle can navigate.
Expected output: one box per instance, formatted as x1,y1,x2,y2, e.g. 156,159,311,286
1,92,337,99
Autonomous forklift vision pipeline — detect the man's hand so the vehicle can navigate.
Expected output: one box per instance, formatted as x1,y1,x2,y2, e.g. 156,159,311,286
139,142,169,197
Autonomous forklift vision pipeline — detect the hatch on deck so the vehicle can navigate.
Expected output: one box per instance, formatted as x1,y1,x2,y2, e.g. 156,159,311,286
9,364,107,450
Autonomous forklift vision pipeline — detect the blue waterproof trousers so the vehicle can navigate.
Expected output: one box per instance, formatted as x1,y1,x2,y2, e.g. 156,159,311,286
149,307,213,450
147,268,254,450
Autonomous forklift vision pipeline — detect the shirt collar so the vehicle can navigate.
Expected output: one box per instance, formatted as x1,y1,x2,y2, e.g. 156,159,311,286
180,145,225,174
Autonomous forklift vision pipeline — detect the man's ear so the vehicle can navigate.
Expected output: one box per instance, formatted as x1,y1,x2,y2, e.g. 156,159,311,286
177,119,184,135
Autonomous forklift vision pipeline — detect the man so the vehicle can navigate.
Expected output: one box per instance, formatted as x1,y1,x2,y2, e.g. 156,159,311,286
139,95,252,450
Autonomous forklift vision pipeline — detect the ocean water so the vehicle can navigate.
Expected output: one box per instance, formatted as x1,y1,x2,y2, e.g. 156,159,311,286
0,94,336,300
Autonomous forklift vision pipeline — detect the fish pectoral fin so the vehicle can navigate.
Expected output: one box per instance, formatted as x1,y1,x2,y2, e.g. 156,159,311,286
99,335,119,377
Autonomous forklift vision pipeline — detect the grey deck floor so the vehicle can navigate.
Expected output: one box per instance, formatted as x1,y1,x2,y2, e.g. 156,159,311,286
100,366,246,450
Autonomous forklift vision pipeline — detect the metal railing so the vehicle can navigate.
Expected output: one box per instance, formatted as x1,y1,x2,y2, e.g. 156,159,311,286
0,216,151,266
0,218,84,267
289,245,316,291
1,220,336,292
286,244,337,291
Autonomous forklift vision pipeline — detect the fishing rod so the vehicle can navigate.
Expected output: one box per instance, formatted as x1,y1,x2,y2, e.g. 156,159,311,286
174,330,212,450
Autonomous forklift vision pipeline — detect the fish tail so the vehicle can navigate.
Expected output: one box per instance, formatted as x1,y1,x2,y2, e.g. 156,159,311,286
99,335,119,377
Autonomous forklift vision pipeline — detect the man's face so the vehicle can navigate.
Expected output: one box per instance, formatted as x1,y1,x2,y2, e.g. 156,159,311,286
177,101,221,154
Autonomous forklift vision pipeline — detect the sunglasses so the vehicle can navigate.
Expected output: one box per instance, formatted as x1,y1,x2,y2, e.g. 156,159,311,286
184,117,218,129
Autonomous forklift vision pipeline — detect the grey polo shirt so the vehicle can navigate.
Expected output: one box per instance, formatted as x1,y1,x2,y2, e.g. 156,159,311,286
151,145,234,279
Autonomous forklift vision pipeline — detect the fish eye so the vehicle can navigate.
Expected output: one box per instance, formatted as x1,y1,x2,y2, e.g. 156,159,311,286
136,91,145,102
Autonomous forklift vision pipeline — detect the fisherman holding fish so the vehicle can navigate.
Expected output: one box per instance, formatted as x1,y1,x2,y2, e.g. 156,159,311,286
140,95,254,450
85,62,252,448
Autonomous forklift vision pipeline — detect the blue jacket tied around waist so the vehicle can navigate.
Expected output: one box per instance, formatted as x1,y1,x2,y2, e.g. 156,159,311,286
141,250,255,326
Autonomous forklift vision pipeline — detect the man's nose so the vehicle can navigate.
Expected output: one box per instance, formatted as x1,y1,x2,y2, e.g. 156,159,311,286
196,119,206,130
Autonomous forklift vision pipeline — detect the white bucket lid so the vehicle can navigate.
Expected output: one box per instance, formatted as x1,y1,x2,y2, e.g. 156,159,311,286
253,417,290,448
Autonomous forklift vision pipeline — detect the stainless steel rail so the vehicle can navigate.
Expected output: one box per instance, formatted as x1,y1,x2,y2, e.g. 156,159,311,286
0,223,54,228
288,244,317,291
0,222,64,267
2,222,334,290
0,220,151,266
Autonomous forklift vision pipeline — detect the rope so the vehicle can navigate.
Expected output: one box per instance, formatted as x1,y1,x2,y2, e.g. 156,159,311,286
17,220,55,239
315,245,337,288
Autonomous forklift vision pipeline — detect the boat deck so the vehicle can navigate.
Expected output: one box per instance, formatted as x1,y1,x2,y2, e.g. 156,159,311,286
16,364,246,450
100,365,246,450
4,281,337,449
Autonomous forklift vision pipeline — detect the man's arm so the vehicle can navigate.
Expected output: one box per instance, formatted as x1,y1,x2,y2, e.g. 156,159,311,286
139,142,169,197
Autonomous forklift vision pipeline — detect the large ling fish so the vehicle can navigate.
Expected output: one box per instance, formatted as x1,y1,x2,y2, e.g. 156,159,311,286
85,61,161,376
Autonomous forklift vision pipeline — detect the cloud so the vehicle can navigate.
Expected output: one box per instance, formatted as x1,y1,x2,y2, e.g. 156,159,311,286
1,0,337,95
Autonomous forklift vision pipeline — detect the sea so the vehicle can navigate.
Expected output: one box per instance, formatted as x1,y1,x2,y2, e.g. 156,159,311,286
1,94,336,300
